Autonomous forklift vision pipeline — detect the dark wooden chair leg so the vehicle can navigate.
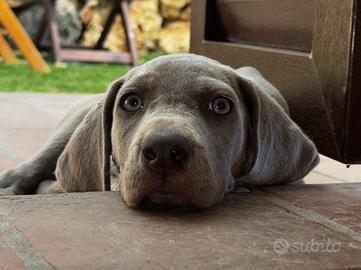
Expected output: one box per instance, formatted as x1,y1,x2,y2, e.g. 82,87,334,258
42,0,62,63
95,0,118,50
119,0,138,66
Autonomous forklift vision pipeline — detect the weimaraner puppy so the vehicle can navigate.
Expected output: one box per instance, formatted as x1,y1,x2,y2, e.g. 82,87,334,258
0,54,319,208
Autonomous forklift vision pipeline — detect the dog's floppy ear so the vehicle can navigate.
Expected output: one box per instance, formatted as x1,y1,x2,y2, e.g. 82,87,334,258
235,67,319,186
55,78,124,192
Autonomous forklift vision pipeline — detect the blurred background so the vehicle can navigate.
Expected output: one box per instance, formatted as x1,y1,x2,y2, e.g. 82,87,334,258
0,0,191,93
11,0,190,55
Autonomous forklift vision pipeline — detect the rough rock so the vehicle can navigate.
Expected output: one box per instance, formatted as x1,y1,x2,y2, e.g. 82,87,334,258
17,3,44,40
104,15,127,53
159,0,190,21
16,0,82,46
79,0,99,25
13,0,191,55
179,5,191,21
159,21,190,53
80,2,112,48
54,0,82,46
81,0,162,55
128,0,162,54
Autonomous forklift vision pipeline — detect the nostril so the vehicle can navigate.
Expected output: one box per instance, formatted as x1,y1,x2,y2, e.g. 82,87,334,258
143,148,157,161
170,149,187,162
141,131,191,173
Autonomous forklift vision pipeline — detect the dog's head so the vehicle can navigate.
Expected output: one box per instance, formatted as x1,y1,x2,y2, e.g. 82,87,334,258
56,54,319,208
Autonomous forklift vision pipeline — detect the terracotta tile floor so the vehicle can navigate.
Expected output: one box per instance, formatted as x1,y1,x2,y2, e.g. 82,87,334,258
0,93,360,183
1,185,361,270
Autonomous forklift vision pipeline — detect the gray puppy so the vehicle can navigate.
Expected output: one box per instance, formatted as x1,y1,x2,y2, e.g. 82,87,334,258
0,54,319,208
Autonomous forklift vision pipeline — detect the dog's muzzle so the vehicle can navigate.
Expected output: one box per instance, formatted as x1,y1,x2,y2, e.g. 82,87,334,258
141,130,191,175
136,130,192,206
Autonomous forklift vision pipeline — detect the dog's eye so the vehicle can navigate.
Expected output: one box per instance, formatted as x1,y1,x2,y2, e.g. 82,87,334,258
121,94,143,112
208,97,232,115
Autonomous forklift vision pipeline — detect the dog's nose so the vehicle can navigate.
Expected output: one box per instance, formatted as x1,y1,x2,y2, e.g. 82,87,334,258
141,132,190,173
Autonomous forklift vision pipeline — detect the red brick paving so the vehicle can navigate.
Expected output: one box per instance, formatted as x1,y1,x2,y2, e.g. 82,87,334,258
0,231,27,270
263,184,361,234
1,190,361,270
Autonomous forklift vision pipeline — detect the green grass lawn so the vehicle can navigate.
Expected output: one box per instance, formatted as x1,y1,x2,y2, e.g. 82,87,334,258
0,52,165,93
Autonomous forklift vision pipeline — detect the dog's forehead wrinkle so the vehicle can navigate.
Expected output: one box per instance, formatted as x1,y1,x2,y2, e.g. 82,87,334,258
122,73,157,90
148,77,237,102
197,75,232,88
139,113,204,143
142,113,198,132
136,55,231,81
149,94,195,109
123,56,237,100
193,76,238,99
138,93,200,121
142,53,230,72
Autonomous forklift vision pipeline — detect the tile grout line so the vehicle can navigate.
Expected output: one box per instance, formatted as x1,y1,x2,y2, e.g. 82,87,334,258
258,192,361,243
0,215,55,270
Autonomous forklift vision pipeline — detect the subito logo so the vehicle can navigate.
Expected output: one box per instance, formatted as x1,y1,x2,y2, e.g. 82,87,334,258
273,238,290,255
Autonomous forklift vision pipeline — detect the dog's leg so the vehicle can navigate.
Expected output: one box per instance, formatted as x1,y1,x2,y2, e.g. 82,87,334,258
36,180,64,194
0,97,99,195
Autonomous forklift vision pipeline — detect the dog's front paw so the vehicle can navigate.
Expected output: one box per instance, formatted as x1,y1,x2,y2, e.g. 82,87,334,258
0,188,16,196
0,176,17,195
0,169,29,195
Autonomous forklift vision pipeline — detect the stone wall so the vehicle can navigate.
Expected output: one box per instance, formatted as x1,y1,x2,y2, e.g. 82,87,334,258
10,0,191,55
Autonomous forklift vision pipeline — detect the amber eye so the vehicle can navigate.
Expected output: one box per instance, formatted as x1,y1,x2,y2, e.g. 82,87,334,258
208,97,232,115
121,93,143,112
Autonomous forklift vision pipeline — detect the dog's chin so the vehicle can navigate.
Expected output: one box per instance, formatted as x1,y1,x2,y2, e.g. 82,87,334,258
121,188,222,209
122,188,226,210
145,192,189,206
121,189,190,209
119,176,223,209
119,164,221,209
